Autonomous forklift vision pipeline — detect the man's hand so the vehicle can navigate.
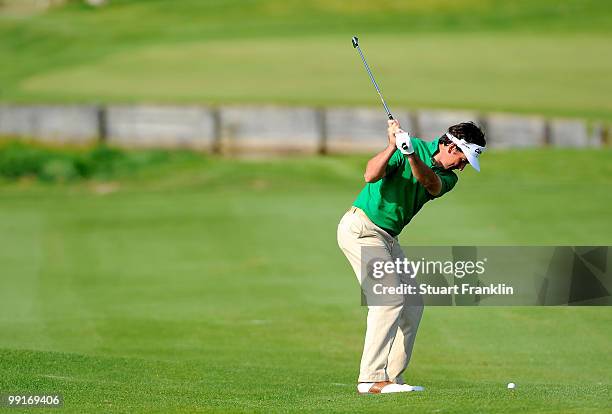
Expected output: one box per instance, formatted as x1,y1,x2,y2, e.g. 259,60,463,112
387,119,401,147
363,119,408,183
395,131,414,155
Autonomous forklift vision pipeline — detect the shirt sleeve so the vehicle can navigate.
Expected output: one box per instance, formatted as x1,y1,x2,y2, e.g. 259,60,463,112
431,171,458,198
385,149,405,175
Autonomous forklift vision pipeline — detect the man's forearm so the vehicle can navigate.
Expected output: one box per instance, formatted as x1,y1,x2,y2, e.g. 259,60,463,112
364,144,396,182
407,154,442,196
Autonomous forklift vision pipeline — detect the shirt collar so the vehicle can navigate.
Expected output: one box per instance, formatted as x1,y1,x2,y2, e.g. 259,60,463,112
427,139,443,170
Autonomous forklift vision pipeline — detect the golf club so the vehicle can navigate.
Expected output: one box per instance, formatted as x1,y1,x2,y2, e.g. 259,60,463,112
351,36,393,120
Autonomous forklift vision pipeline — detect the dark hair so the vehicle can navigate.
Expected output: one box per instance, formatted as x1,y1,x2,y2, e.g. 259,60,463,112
439,122,486,147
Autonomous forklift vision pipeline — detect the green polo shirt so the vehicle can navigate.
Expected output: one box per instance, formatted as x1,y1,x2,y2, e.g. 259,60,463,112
353,137,458,237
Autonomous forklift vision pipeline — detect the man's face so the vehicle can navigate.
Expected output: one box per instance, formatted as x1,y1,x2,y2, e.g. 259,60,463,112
440,144,469,171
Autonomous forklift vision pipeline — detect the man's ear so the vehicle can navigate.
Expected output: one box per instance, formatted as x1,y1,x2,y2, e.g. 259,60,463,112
449,143,463,154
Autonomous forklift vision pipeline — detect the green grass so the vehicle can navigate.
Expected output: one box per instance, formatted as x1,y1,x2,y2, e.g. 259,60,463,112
0,149,611,412
1,1,612,121
0,140,200,182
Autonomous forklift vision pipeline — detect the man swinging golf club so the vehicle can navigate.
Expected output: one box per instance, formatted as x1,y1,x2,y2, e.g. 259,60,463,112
339,36,487,394
337,119,486,394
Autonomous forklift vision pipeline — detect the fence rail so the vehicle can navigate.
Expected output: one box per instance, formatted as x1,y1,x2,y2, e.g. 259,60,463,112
0,104,606,153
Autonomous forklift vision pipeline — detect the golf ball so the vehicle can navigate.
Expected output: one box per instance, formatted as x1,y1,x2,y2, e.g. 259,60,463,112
507,382,516,389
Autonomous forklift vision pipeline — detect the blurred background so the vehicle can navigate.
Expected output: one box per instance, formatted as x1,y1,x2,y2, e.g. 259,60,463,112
0,1,610,413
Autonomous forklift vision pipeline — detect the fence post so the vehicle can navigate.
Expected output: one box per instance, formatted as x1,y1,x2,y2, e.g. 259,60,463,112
317,107,327,155
97,105,108,143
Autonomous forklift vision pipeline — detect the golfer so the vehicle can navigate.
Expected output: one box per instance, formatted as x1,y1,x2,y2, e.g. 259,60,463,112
337,119,486,394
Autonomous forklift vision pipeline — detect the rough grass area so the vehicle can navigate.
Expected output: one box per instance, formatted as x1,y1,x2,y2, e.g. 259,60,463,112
0,149,610,412
0,140,201,182
1,1,611,121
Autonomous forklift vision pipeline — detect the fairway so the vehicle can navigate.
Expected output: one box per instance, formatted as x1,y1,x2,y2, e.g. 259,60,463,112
0,149,610,412
1,0,612,121
19,34,612,121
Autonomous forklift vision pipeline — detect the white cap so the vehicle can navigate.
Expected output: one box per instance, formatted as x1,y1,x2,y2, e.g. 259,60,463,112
445,132,486,172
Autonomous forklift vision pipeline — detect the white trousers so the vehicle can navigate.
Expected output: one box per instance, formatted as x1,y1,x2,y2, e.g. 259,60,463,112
337,206,423,383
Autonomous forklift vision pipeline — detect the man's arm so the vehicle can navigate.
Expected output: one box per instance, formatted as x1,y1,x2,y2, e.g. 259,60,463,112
364,120,402,183
406,154,442,196
364,144,396,182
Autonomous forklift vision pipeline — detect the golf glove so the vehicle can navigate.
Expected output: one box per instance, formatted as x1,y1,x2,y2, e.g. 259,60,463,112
395,131,414,155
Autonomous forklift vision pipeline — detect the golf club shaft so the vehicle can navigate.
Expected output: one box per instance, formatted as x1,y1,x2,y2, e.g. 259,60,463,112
354,44,393,120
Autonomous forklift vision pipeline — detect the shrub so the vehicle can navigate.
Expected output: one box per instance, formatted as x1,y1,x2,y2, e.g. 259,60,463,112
0,140,194,182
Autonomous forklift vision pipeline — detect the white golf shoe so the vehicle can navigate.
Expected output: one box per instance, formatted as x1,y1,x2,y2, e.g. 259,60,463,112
357,381,425,394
